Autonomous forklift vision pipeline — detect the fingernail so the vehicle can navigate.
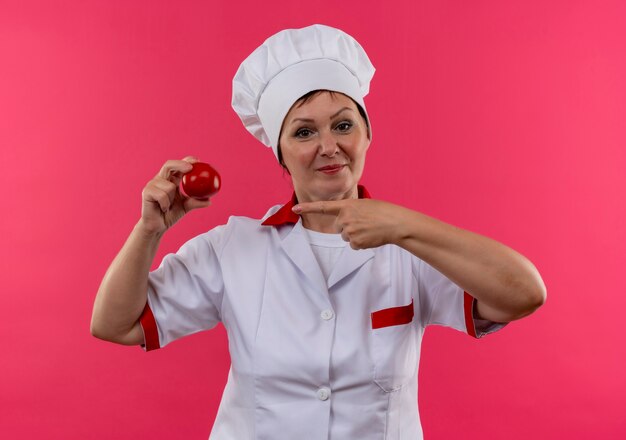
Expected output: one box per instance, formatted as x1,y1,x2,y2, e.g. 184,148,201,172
292,205,302,213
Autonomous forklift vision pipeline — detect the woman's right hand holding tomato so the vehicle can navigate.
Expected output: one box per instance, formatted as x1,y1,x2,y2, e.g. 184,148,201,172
139,156,212,235
92,156,211,345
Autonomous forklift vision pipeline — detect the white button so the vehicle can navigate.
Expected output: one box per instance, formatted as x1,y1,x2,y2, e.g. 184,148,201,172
320,309,334,320
317,387,330,401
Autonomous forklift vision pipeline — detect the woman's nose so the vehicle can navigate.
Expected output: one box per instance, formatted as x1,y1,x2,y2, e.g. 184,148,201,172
318,131,339,157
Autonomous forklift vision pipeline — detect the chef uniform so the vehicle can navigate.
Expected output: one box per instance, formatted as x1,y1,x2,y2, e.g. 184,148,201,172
139,25,509,439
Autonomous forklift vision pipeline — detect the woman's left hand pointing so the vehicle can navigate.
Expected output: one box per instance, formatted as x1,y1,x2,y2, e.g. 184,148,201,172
292,199,407,249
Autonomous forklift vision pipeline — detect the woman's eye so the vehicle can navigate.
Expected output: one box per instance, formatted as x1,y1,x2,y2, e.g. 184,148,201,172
295,128,313,138
336,121,353,132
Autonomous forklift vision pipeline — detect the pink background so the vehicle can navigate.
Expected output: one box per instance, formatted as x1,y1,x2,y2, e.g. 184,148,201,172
1,0,624,438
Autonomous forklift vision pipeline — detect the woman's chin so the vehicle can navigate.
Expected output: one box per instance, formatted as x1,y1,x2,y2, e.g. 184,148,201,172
312,181,358,201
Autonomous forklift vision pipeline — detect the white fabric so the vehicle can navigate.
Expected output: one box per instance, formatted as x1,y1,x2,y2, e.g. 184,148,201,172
231,24,375,159
142,206,508,439
303,227,347,282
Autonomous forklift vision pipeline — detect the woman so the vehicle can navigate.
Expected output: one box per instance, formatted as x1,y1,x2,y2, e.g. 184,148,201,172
91,24,546,439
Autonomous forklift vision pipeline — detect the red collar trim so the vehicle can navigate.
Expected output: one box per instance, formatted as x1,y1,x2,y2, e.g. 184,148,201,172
261,185,372,226
261,192,300,226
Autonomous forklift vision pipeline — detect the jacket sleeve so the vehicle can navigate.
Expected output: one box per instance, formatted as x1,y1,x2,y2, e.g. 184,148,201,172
139,225,229,351
414,257,508,339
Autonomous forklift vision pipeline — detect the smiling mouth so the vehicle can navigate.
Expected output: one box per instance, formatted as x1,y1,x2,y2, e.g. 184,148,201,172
317,164,345,172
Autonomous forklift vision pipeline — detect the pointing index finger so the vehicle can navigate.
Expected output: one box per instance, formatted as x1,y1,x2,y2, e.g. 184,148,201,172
292,200,345,215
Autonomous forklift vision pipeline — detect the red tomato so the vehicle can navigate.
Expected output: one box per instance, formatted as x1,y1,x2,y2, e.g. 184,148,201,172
181,162,221,198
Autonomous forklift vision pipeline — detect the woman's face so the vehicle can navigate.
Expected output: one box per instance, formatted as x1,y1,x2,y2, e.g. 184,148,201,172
278,91,371,203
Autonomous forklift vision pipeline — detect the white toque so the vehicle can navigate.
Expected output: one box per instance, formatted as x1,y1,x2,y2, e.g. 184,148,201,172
231,24,375,160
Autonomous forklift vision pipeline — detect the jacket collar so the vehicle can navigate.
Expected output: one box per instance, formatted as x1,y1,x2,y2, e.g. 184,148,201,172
262,185,371,226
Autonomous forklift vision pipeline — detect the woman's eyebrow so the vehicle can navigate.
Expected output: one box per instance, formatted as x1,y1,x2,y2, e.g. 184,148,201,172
329,107,353,119
290,107,354,125
291,117,315,124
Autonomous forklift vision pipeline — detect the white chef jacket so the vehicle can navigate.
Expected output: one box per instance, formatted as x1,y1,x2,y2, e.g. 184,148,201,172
139,185,508,439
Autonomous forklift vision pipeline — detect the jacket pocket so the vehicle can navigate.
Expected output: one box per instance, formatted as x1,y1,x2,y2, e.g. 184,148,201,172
370,299,417,392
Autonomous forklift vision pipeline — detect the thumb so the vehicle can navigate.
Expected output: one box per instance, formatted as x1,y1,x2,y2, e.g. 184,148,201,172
183,197,212,212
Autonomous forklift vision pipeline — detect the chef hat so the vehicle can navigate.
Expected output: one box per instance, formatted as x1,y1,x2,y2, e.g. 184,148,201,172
232,24,375,160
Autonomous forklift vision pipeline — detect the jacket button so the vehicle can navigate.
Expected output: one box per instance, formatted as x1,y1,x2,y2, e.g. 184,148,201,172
320,309,334,320
317,387,330,401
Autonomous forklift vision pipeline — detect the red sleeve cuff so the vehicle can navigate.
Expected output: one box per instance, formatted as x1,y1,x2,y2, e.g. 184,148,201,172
463,291,478,338
139,302,161,351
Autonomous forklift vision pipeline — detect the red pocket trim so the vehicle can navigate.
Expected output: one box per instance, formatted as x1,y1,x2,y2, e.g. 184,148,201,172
371,299,414,329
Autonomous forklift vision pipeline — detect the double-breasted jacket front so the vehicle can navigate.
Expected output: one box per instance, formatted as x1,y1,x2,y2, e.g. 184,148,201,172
139,187,507,439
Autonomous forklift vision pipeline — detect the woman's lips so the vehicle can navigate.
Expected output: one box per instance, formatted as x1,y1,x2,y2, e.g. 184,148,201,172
317,164,345,175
